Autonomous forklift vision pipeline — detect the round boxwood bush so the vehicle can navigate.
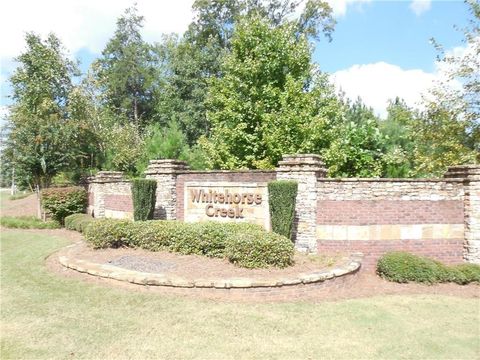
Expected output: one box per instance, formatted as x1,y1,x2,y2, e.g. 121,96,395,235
377,252,450,284
64,213,95,233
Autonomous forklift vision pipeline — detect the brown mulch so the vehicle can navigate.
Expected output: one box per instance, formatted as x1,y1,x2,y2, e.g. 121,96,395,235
61,240,343,280
41,230,479,302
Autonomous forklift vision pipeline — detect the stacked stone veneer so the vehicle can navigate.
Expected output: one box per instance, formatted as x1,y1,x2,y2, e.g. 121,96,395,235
86,156,480,267
87,171,133,219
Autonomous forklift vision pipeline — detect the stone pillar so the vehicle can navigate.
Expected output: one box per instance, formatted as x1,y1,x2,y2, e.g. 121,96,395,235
144,160,188,220
445,165,480,264
276,154,326,253
91,171,125,218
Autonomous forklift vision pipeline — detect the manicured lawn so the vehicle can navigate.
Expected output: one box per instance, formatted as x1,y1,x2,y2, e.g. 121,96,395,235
1,230,479,359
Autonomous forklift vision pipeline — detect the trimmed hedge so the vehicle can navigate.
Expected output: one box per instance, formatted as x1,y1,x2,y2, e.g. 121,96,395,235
64,213,95,233
42,187,87,225
268,180,298,240
377,251,480,284
84,219,294,268
0,216,60,229
131,179,157,221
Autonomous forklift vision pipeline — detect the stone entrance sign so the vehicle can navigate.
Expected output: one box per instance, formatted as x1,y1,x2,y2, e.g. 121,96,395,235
183,182,270,229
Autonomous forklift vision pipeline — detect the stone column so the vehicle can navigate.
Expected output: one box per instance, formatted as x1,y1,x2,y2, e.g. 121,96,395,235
91,171,125,218
445,165,480,264
144,160,188,220
276,154,326,253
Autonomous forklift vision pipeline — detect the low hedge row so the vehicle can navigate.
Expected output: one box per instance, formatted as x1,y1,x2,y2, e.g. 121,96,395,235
0,216,60,229
377,252,480,284
84,219,294,268
64,214,95,233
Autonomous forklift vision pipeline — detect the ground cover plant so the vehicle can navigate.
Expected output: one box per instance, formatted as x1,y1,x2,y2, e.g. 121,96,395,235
41,187,87,225
64,213,95,233
84,219,294,268
0,216,60,229
377,251,480,284
1,229,479,359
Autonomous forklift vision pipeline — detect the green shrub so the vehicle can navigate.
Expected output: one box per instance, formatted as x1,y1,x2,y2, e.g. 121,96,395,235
83,219,294,268
268,180,298,240
0,216,60,229
64,214,95,233
42,187,87,225
449,263,480,284
84,219,133,249
377,252,450,284
377,252,480,284
131,179,157,221
225,231,294,268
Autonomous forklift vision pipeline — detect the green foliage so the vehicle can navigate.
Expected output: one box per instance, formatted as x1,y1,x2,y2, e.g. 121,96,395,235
268,181,297,239
131,179,157,221
377,252,480,284
0,216,60,229
156,0,335,145
84,219,293,268
324,99,384,177
4,33,83,189
136,121,208,173
202,16,342,169
84,219,134,249
92,5,159,127
225,231,294,268
64,213,95,233
41,187,87,224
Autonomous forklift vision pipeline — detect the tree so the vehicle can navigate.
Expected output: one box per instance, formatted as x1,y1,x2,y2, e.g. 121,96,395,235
5,33,80,189
156,0,335,144
426,0,479,162
324,98,385,177
200,16,342,169
93,5,159,127
380,98,416,178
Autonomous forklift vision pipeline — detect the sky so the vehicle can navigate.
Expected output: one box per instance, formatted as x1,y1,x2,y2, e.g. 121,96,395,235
0,0,473,119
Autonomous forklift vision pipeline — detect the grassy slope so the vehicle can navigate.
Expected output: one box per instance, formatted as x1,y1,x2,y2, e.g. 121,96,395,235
1,230,479,360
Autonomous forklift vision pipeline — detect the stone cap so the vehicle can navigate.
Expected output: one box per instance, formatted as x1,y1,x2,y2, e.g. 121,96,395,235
93,171,125,183
276,154,327,175
144,159,189,175
444,165,480,180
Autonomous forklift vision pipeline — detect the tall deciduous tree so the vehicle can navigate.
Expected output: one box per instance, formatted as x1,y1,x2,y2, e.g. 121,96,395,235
93,5,159,127
156,0,335,144
5,33,80,188
201,16,342,169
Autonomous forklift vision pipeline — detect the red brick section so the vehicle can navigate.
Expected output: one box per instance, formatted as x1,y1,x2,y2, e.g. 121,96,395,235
104,195,133,212
317,239,464,272
317,200,464,225
176,171,276,220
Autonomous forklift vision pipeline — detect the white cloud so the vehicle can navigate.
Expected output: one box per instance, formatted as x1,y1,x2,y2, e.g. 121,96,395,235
326,0,372,17
330,62,438,118
409,0,431,16
0,0,195,62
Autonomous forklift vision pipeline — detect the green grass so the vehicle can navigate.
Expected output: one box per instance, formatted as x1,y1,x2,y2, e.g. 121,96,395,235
1,230,479,359
0,216,60,229
8,192,33,201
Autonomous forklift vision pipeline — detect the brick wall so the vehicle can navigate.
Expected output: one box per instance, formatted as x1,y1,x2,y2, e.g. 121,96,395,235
176,171,276,221
316,179,465,269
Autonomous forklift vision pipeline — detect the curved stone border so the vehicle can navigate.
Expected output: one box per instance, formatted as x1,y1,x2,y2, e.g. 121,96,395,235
58,243,363,289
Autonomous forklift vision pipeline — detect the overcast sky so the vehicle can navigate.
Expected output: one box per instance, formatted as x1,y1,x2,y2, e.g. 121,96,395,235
0,0,471,118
